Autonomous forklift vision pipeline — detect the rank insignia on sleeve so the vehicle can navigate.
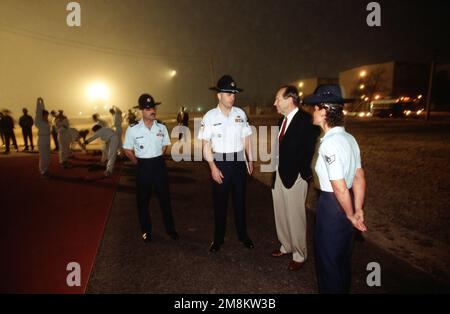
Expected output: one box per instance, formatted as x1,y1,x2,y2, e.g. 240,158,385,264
325,154,335,165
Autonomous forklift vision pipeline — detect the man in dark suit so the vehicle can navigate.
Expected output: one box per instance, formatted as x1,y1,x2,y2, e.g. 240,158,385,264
1,110,19,154
19,108,34,151
271,85,319,271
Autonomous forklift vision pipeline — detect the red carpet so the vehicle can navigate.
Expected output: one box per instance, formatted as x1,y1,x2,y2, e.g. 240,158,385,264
0,153,121,293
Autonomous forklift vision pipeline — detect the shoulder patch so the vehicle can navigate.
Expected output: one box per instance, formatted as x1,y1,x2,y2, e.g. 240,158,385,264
130,121,139,127
325,154,336,165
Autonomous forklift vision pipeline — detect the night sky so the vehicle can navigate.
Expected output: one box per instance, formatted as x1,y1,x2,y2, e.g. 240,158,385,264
0,0,449,116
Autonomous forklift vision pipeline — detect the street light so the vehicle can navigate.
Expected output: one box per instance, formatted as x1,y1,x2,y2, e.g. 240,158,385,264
86,82,109,102
359,84,365,90
169,69,179,108
298,81,304,88
360,70,366,78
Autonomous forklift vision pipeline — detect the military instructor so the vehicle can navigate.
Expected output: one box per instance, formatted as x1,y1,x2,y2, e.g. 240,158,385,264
123,94,178,242
198,75,254,252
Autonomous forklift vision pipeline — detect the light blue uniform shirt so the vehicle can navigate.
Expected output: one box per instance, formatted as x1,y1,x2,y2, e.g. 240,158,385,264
314,126,361,192
123,119,170,158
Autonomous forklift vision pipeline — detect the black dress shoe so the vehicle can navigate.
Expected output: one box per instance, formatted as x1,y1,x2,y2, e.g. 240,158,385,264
209,241,224,252
240,238,254,249
142,232,152,242
168,231,179,240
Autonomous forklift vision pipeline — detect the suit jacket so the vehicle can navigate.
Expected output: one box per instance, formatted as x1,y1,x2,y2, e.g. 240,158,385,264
272,109,320,189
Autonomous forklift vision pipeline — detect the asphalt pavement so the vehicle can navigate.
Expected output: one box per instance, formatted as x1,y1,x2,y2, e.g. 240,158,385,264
86,157,450,294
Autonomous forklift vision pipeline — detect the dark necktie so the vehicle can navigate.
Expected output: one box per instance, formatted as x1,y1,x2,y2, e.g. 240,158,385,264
279,117,287,142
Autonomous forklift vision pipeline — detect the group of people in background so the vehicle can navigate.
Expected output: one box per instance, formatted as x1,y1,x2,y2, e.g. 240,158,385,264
0,99,140,178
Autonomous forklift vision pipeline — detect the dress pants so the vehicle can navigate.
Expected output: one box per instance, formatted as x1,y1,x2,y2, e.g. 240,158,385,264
136,156,176,235
315,191,354,293
4,130,18,152
212,151,248,243
272,170,308,262
22,127,34,150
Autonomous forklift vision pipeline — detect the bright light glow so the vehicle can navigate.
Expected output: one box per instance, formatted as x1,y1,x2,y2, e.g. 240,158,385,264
343,110,348,116
417,109,424,115
299,92,303,96
417,94,423,99
358,112,366,117
364,97,369,101
374,95,380,100
79,112,83,116
298,81,304,88
359,84,365,90
170,70,177,77
87,82,109,102
360,95,366,99
197,107,202,112
360,70,366,78
366,112,372,117
404,110,411,116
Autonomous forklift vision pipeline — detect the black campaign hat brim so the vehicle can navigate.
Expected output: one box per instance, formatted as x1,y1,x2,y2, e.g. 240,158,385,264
209,87,243,93
134,102,161,109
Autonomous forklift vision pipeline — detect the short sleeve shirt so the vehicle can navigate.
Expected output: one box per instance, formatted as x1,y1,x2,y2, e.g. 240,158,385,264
197,105,252,153
314,127,361,192
123,119,170,158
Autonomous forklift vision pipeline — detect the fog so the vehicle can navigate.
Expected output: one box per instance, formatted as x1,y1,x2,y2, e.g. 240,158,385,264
0,0,447,118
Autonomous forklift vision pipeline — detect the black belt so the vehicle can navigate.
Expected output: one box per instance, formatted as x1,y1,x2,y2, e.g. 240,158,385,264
213,151,245,162
137,155,163,162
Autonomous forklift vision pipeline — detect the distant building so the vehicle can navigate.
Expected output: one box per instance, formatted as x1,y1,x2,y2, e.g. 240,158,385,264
290,77,339,101
339,61,429,111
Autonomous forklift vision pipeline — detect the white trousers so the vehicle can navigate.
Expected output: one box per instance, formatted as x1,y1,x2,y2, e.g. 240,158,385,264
38,135,51,174
106,135,119,173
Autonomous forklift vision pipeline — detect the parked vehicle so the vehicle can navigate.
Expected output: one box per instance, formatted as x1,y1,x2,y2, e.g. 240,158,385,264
370,98,424,118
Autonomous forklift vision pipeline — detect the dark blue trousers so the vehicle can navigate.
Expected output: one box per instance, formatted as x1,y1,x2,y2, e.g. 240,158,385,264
315,191,354,293
212,151,248,243
136,156,176,235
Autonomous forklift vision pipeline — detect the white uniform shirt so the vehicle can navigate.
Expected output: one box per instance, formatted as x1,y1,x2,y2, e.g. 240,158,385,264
198,105,252,153
314,126,361,192
35,102,50,136
123,119,170,158
56,118,69,134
